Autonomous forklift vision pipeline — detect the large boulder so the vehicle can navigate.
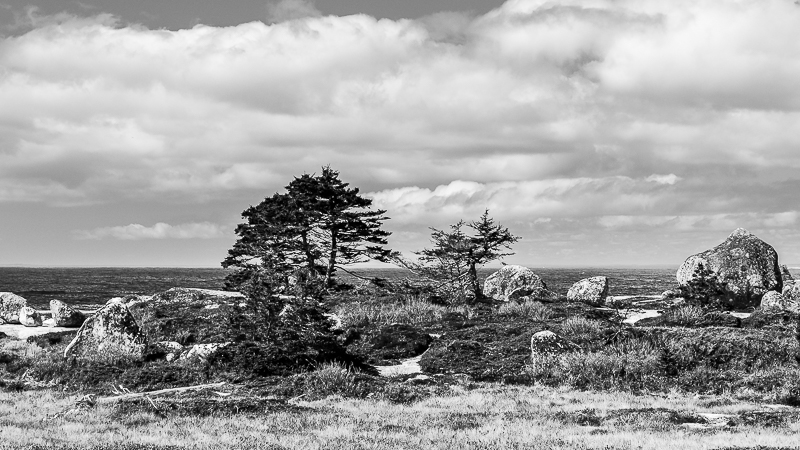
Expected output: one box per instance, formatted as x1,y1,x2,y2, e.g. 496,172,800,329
127,288,247,346
567,276,609,306
484,265,556,302
760,291,799,313
0,292,28,324
50,299,86,328
676,228,782,308
64,298,147,359
18,307,42,327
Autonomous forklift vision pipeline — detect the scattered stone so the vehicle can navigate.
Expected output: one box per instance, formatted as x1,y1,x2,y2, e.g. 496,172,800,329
567,276,609,306
404,374,432,384
0,292,28,324
18,307,42,327
180,342,231,362
760,290,800,313
530,330,578,360
676,228,782,308
64,298,147,359
484,265,557,302
50,299,86,328
151,341,184,362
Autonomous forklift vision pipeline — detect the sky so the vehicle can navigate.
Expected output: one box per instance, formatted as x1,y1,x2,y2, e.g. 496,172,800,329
1,0,800,268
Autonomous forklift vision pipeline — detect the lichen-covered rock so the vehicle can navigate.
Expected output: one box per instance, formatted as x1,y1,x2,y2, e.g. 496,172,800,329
64,298,147,359
19,307,42,327
0,292,28,324
676,228,782,308
484,265,556,301
567,276,609,306
50,299,86,328
146,288,244,307
760,291,799,312
530,331,578,360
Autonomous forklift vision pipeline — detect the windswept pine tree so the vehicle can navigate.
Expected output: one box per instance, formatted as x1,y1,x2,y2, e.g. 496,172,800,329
223,166,392,291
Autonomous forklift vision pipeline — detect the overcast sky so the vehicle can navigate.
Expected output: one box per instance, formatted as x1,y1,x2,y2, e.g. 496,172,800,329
1,0,800,268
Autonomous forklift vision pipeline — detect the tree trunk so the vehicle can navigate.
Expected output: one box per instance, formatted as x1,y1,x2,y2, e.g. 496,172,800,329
325,229,337,288
468,261,482,302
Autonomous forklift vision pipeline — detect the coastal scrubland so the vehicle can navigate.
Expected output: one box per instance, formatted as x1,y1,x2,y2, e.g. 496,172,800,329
2,287,800,449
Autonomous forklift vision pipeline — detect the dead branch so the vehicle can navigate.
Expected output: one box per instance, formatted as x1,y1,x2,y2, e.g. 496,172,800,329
94,382,228,404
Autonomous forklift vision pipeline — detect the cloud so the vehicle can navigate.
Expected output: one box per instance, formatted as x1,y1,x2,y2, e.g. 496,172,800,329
646,174,680,185
2,0,800,265
266,0,322,23
75,222,227,240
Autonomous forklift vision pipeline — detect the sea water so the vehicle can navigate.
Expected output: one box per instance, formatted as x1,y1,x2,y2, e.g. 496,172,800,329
0,266,679,309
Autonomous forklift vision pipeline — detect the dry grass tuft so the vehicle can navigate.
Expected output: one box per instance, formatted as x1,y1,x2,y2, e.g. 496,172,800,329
497,299,553,321
334,295,471,327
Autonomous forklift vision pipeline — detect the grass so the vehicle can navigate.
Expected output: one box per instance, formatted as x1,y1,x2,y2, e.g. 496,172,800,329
497,299,553,321
2,383,800,449
333,294,472,328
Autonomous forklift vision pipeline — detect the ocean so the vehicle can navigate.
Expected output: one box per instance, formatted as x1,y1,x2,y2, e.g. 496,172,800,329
0,266,680,310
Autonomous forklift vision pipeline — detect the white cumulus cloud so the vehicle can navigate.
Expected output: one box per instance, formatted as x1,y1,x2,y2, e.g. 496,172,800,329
75,222,227,240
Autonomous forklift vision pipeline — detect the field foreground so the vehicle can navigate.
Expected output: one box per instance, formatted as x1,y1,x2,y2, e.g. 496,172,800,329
2,383,799,450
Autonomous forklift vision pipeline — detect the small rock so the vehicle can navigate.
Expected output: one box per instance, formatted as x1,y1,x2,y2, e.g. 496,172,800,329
50,299,86,328
42,318,56,327
405,374,432,384
661,290,679,299
151,341,184,362
19,306,42,327
567,276,609,306
180,342,231,362
0,292,28,324
530,330,578,360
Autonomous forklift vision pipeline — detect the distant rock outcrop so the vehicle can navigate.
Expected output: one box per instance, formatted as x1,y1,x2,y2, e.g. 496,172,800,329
50,299,85,328
18,307,42,327
567,276,609,306
676,228,782,308
64,298,147,359
484,265,556,302
0,292,28,324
